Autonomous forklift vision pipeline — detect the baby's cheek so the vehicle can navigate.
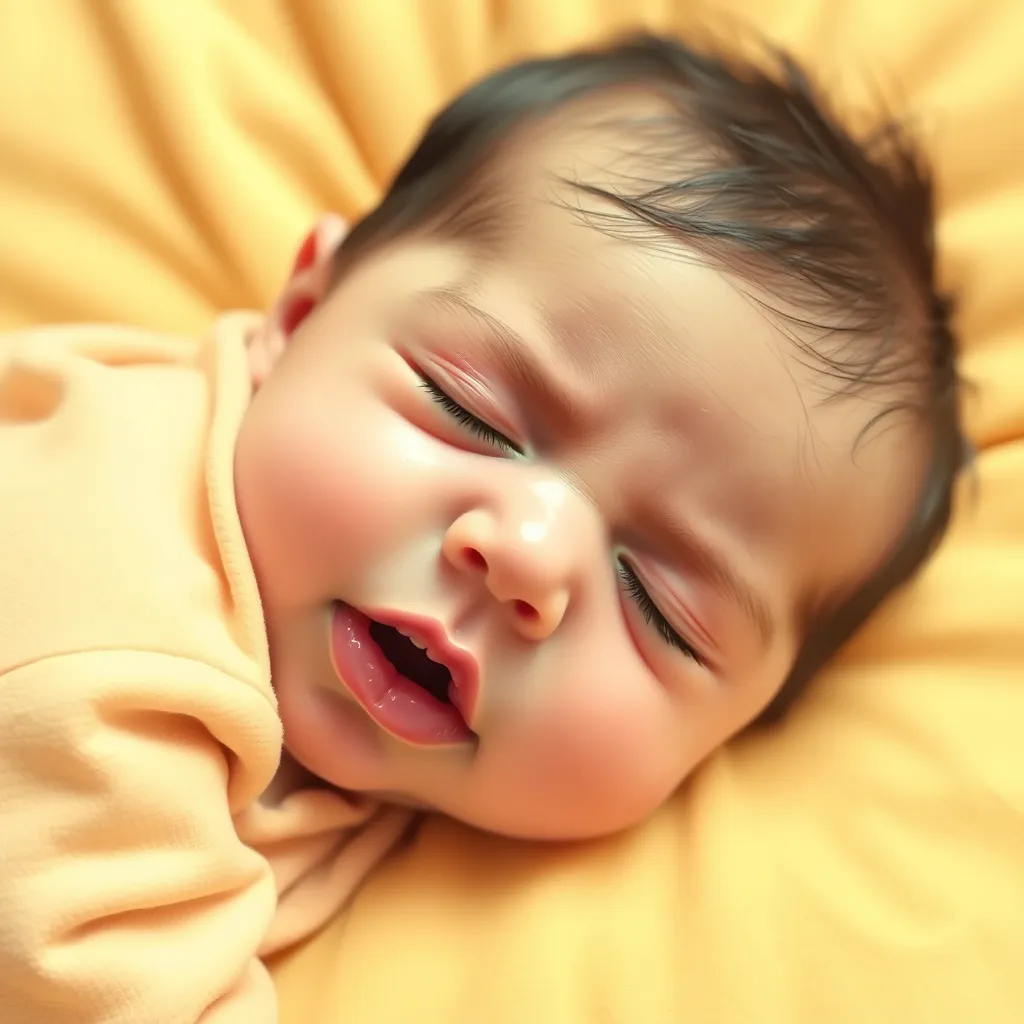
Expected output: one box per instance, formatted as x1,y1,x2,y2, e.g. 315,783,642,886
266,407,432,575
323,421,448,559
516,666,681,828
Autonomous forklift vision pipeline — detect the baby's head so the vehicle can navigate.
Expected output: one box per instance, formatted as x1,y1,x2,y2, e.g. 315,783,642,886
236,35,964,839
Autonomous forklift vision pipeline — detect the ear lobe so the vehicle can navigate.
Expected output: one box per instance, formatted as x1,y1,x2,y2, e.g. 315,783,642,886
248,214,348,388
296,212,348,286
279,294,318,337
270,212,349,334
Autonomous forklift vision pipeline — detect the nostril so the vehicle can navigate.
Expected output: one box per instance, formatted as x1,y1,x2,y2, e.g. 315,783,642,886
513,599,538,622
463,547,487,571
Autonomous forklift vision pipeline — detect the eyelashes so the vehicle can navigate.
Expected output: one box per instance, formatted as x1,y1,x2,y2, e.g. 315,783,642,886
417,373,522,455
617,561,703,664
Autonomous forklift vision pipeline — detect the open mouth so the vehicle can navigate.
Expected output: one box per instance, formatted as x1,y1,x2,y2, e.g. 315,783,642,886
328,602,476,747
367,619,452,704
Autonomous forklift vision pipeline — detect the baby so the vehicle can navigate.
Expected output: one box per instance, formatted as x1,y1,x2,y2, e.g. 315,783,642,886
0,33,964,1024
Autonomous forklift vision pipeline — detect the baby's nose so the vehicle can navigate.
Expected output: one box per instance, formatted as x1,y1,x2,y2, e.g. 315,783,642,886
442,479,592,640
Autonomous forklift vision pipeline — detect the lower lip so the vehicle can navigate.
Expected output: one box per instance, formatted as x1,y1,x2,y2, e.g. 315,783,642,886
328,602,474,747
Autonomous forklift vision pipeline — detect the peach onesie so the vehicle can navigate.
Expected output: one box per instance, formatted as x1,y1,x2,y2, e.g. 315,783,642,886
0,316,412,1023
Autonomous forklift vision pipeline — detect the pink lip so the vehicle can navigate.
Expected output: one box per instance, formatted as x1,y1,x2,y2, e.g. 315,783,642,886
363,606,480,727
328,602,479,747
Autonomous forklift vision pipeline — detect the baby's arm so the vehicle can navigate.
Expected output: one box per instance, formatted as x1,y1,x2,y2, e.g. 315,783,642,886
0,651,283,1023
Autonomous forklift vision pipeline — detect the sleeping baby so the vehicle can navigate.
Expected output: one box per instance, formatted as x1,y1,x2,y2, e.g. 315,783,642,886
0,32,965,1023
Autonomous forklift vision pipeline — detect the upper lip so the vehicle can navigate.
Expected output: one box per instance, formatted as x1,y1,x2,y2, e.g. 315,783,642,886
364,607,480,728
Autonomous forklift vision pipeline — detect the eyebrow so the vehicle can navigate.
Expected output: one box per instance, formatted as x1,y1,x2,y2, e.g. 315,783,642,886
415,284,776,651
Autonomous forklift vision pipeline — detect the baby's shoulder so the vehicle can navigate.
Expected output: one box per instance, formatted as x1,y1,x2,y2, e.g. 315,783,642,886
0,320,254,682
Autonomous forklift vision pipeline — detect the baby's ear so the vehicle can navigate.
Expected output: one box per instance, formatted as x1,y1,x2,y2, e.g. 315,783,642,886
246,213,349,388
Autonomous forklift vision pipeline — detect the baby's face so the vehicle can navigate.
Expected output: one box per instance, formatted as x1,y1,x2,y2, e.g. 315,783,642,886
236,158,923,841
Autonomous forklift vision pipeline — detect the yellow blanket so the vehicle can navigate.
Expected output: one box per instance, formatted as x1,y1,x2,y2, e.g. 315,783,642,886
1,1,1020,1021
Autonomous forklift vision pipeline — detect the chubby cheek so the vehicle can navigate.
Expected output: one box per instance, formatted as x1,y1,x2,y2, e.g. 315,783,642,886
487,658,685,837
240,386,444,605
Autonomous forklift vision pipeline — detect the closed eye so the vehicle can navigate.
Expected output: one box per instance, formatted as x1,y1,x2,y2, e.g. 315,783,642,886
617,560,703,665
418,374,522,455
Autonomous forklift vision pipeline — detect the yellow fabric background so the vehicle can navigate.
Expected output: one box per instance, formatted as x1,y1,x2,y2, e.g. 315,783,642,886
1,1,1020,1021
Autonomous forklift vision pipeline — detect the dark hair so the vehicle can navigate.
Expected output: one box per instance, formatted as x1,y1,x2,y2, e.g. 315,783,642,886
334,32,967,722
